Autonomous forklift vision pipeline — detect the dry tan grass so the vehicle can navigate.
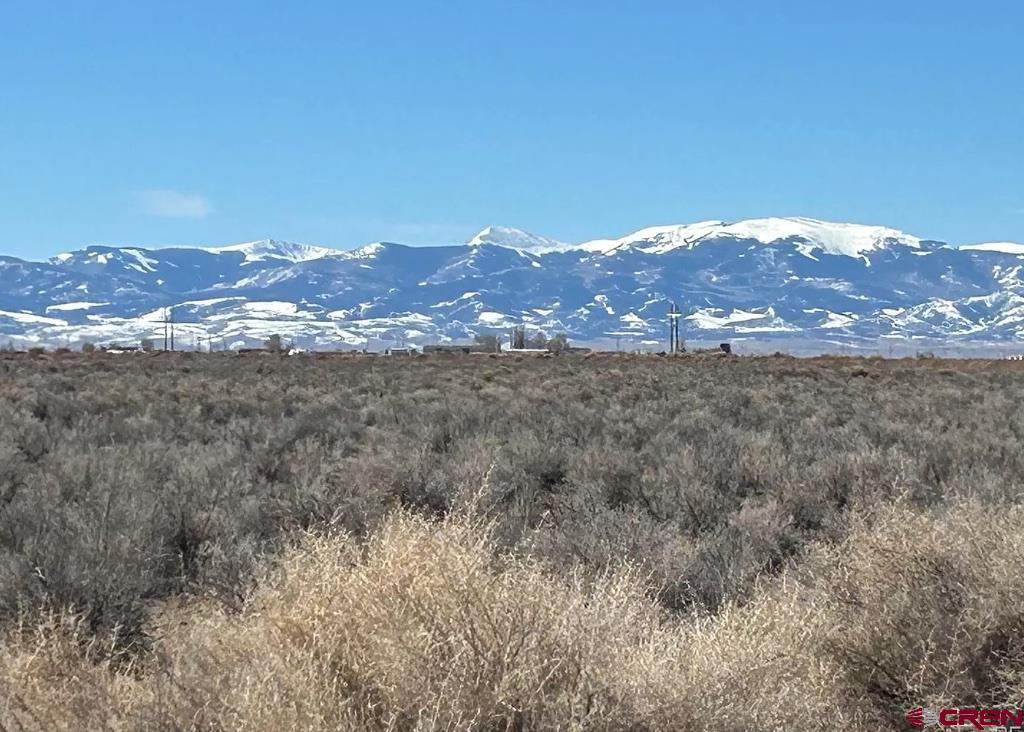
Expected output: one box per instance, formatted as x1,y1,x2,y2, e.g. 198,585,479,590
3,500,1024,731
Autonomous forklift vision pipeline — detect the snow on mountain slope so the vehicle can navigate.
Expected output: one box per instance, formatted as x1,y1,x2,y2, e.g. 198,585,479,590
577,217,922,257
48,246,166,273
686,306,772,329
203,239,342,263
714,217,921,256
468,226,569,253
960,242,1024,255
45,301,108,312
6,217,1024,349
578,221,726,255
343,242,387,259
0,310,68,326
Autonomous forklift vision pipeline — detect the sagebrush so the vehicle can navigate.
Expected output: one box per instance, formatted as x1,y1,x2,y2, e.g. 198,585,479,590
1,351,1023,730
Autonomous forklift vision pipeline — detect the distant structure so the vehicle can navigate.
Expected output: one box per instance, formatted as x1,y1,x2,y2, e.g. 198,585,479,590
510,326,526,350
507,325,546,352
423,344,494,354
506,325,576,353
668,302,684,354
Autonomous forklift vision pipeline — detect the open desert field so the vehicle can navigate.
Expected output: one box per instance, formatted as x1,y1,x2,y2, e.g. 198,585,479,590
1,351,1023,729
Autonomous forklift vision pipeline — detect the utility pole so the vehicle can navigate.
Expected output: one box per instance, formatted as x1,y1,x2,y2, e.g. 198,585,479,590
668,302,683,353
668,304,673,354
677,303,684,352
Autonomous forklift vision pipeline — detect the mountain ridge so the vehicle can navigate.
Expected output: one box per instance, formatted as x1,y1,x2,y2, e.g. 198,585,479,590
3,216,1024,350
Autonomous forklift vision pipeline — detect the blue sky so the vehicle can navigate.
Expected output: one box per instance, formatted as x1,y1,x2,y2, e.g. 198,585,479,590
2,1,1023,259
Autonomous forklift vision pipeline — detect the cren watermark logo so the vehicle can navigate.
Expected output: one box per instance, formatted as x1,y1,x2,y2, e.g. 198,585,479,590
906,707,939,727
905,706,1024,729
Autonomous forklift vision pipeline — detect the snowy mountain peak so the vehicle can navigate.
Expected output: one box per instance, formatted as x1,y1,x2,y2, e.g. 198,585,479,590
577,221,728,255
468,226,568,253
203,239,342,263
344,242,388,259
47,245,160,273
716,217,922,256
578,217,923,258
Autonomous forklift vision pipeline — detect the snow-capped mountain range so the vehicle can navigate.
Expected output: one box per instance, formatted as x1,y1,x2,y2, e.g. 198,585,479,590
4,217,1024,350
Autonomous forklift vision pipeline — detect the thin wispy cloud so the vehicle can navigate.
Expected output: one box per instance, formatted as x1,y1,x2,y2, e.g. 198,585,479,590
136,190,212,219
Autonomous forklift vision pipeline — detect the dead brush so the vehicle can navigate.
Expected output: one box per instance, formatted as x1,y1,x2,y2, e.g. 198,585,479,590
5,500,1024,730
2,356,1024,729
